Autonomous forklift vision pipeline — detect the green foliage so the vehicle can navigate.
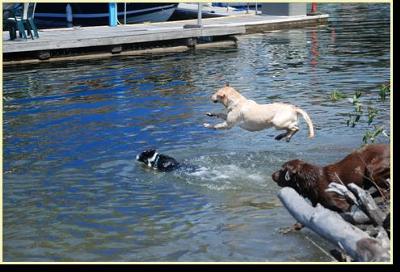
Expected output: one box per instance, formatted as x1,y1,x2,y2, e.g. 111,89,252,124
330,85,390,144
345,90,363,128
362,125,386,144
367,107,378,125
330,90,347,101
379,83,390,102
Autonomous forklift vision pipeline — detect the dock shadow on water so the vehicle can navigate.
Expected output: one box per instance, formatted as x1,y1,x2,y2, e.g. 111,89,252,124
3,4,389,262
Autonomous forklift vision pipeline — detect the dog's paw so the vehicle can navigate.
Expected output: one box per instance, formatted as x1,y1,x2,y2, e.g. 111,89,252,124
278,223,304,234
275,132,288,141
203,123,212,128
278,227,294,235
293,222,304,230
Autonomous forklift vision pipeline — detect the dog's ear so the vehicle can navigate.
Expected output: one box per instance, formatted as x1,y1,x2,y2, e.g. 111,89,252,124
284,167,296,181
285,170,291,181
283,161,302,181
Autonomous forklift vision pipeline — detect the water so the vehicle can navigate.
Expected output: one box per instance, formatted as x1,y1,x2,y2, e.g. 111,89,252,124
3,4,390,262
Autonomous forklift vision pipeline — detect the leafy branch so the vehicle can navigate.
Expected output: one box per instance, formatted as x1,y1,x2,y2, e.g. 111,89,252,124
330,83,390,144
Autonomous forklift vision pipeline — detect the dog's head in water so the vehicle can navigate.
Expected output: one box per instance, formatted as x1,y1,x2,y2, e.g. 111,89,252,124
136,149,157,166
136,149,179,172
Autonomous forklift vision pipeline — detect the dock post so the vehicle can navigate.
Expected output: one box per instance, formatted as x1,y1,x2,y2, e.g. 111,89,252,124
66,4,73,28
124,3,127,24
197,3,202,27
109,3,118,27
311,3,317,13
183,3,202,29
255,1,258,15
307,3,321,16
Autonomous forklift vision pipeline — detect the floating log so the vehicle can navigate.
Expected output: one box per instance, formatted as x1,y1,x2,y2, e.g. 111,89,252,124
278,187,390,262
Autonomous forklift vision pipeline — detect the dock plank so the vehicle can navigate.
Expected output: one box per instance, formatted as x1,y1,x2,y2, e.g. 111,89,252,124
3,14,329,61
3,25,246,53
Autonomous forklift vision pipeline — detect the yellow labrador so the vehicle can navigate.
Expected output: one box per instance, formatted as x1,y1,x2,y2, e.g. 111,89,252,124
204,84,315,142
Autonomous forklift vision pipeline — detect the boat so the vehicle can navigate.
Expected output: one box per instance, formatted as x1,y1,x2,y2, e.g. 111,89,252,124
173,3,249,19
32,3,178,28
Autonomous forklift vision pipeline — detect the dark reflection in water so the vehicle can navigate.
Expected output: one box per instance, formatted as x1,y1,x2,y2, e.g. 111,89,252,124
3,4,390,262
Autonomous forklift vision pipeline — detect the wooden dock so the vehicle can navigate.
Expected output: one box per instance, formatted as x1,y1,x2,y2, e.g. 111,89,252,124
2,14,329,65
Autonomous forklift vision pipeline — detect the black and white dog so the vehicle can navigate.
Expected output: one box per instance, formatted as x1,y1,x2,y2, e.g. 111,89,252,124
136,149,179,172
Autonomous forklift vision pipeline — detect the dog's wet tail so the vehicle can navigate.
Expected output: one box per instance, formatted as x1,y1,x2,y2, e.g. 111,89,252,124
296,108,315,138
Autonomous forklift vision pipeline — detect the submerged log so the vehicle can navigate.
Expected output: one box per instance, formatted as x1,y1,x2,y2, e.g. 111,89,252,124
278,187,390,262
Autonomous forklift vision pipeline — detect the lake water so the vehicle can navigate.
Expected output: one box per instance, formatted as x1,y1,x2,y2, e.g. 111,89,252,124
3,4,390,262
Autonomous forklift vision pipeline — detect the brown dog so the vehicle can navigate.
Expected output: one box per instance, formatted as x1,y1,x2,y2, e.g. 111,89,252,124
272,144,390,212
